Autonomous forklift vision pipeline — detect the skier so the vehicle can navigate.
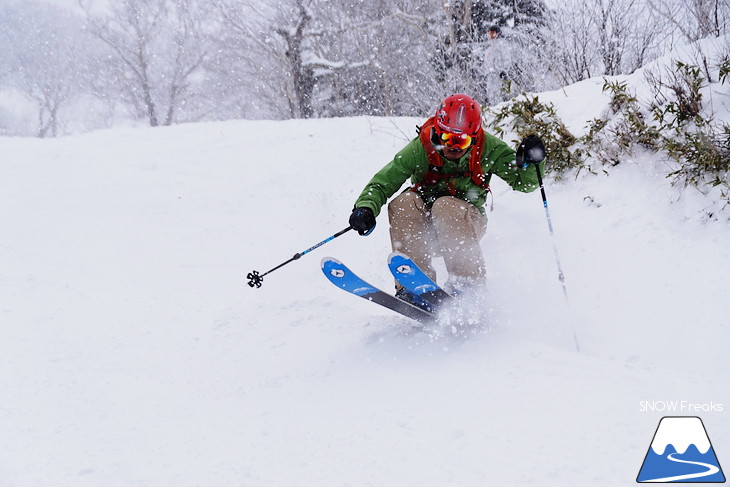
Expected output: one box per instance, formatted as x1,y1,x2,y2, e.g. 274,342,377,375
348,94,543,299
487,24,502,40
482,24,512,98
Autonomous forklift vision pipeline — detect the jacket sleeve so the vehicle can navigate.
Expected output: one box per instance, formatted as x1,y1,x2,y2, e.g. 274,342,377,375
354,138,426,217
484,133,543,193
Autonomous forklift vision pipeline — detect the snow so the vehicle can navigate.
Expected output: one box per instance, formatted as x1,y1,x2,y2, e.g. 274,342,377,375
651,417,712,455
1,97,729,484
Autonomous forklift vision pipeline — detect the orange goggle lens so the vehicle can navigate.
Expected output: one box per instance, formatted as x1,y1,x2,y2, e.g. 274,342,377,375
440,132,473,150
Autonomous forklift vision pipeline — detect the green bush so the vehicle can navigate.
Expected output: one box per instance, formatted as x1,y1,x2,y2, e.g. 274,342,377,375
651,61,705,131
719,55,730,84
485,95,583,179
649,60,729,200
483,56,729,217
585,80,661,166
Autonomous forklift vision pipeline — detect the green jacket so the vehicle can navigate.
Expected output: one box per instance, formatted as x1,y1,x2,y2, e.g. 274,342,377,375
354,131,543,217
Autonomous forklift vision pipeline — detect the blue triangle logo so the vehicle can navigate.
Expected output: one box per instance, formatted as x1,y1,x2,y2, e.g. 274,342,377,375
637,416,726,483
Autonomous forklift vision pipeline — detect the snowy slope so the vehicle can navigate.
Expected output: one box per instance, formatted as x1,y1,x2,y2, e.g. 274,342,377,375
0,112,728,486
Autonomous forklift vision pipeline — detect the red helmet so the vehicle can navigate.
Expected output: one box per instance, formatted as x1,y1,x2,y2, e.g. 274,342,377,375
434,94,482,137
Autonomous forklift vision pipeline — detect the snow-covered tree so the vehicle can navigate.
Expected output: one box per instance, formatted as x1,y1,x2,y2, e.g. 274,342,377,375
544,0,667,83
214,0,443,119
0,2,91,137
79,0,212,127
648,0,730,41
2,0,726,133
213,0,324,119
307,0,443,117
431,0,552,105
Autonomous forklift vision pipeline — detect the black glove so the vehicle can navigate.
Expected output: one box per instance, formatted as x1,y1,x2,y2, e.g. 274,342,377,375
516,134,546,168
349,207,376,236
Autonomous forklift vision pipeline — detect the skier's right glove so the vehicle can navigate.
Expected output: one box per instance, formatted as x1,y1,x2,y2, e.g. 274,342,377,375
349,207,376,236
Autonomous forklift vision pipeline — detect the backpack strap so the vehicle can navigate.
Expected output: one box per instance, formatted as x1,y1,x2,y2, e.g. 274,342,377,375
467,130,487,188
417,117,439,163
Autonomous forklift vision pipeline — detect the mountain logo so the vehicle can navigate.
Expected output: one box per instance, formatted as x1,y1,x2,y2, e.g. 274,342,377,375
637,416,725,483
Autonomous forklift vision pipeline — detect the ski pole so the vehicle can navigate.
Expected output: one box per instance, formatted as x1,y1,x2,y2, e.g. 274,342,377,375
517,134,580,352
534,161,581,353
534,164,568,298
247,226,353,288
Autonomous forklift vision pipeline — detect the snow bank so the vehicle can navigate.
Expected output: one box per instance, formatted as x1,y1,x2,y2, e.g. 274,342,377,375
0,112,727,484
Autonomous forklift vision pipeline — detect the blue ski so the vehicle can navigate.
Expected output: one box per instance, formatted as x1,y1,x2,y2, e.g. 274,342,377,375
321,257,433,322
388,252,452,308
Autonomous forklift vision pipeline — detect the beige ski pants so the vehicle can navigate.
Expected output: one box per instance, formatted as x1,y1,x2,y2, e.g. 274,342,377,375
388,192,487,288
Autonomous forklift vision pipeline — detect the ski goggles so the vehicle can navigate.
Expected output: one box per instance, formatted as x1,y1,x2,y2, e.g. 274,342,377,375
439,131,473,150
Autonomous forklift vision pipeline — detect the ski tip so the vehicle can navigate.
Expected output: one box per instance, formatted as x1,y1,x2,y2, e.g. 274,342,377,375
387,251,411,264
320,256,343,269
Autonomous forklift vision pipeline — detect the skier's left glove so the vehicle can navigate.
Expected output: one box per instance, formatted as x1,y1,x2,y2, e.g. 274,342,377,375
516,134,546,168
349,207,376,236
